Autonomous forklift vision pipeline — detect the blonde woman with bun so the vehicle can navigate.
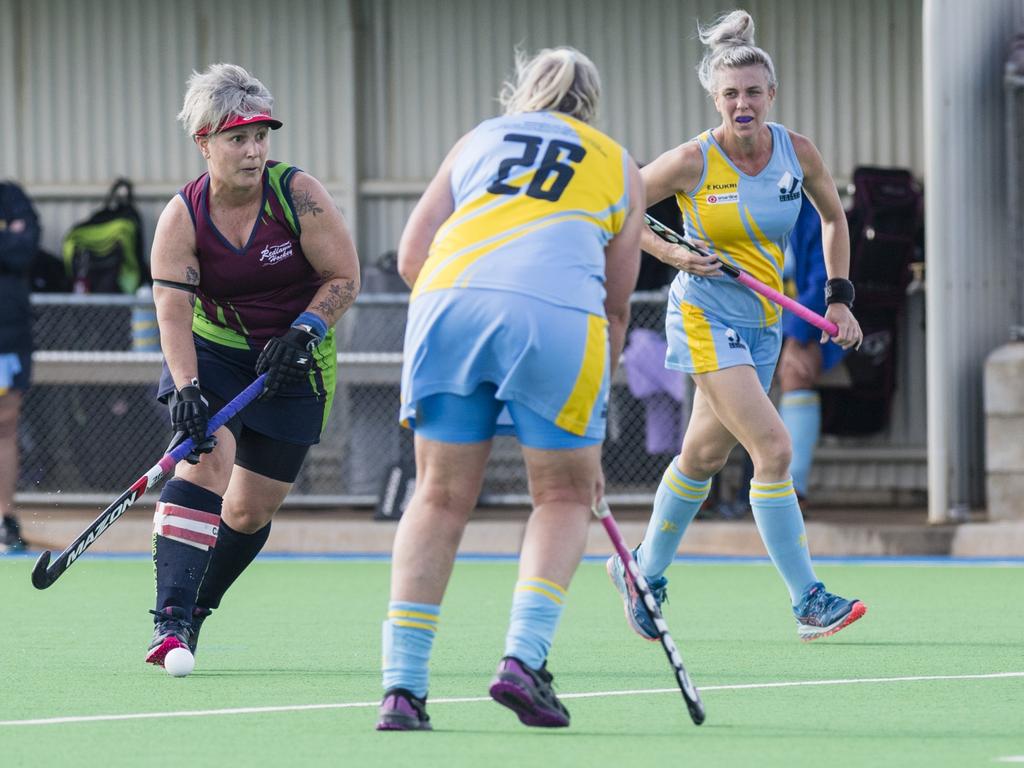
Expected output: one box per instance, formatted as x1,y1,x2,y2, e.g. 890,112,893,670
608,10,867,645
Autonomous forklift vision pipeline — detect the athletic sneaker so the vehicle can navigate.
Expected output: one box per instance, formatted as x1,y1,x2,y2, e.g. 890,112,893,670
189,607,213,654
793,581,867,641
0,515,26,553
376,688,432,731
488,656,570,728
606,549,667,641
145,607,193,667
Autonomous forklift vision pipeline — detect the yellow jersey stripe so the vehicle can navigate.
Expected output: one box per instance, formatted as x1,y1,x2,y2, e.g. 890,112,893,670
554,313,607,435
739,206,782,325
680,302,718,373
413,211,613,299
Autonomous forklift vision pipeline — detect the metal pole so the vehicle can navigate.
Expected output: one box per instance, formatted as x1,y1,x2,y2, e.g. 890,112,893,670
923,0,953,524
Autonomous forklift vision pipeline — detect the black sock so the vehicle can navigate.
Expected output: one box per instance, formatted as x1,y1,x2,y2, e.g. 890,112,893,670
196,519,272,610
152,478,223,614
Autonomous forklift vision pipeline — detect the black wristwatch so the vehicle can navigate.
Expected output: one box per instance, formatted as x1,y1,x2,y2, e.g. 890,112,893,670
825,278,855,309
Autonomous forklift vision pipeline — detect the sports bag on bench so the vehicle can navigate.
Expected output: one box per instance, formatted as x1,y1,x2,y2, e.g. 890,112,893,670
62,177,147,294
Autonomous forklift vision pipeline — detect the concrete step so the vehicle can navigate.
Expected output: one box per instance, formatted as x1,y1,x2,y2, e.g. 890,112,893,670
11,505,1021,559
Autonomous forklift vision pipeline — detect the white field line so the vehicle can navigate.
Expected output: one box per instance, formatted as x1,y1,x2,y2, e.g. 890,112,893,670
2,671,1022,727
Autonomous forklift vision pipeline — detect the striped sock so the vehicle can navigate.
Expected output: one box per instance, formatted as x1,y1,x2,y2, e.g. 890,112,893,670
382,601,440,698
780,389,821,498
636,460,712,582
749,477,818,603
503,577,568,668
152,478,223,613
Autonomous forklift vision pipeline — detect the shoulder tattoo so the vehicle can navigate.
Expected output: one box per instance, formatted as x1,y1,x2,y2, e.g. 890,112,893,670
293,188,324,218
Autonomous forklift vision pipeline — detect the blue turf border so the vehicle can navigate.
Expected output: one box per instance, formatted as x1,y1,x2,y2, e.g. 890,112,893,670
4,550,1024,566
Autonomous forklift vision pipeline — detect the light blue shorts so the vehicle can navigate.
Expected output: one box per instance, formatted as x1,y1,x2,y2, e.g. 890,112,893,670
401,288,610,444
416,383,601,449
665,300,782,393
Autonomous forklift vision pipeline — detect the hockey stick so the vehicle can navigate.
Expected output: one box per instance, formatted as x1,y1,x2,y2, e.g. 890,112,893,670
644,213,839,337
592,499,705,725
30,374,267,590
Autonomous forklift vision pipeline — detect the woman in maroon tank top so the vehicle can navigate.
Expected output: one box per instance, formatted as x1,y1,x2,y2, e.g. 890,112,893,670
143,63,361,672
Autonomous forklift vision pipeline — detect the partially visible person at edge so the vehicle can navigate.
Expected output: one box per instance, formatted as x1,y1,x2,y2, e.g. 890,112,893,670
376,46,643,731
145,63,360,670
778,194,849,505
607,9,867,645
0,180,39,554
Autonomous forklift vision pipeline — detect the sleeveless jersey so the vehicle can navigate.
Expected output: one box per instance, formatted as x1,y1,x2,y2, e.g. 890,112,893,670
178,161,321,349
410,112,631,316
673,122,803,327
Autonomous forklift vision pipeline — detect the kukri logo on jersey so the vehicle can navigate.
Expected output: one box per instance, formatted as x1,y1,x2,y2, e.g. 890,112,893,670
778,172,802,202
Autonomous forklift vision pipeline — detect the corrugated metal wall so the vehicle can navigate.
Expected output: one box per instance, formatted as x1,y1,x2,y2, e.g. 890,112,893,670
4,0,357,252
358,0,925,261
361,0,923,179
6,0,925,258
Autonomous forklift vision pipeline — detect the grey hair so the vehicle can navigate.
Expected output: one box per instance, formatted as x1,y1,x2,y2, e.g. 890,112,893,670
177,63,275,136
498,46,601,123
696,10,777,95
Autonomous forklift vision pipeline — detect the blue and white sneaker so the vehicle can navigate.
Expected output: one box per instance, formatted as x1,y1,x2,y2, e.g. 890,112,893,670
606,548,667,641
793,581,867,641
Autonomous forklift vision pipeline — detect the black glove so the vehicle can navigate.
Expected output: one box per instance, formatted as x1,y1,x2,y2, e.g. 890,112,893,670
255,326,319,401
167,382,217,465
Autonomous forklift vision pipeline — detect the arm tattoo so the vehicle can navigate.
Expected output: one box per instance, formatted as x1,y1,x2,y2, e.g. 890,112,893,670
185,266,199,307
293,188,324,218
313,279,358,321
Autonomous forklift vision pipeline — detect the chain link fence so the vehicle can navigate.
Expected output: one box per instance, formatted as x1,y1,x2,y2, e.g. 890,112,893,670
19,291,684,507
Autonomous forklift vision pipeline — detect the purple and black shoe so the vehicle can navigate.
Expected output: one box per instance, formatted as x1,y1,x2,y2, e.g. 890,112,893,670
488,656,570,728
376,687,432,731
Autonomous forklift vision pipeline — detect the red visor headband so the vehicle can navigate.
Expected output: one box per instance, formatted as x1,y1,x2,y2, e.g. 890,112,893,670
194,112,283,137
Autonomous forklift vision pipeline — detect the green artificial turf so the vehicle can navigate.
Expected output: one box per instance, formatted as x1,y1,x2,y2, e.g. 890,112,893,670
1,557,1021,767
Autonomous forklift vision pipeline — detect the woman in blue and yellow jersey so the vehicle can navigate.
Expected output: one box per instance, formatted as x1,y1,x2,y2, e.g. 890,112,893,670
608,10,868,644
377,47,644,731
144,63,360,671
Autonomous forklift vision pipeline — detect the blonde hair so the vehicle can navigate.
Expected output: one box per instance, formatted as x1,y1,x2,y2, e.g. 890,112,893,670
696,10,777,95
499,46,601,123
177,63,275,136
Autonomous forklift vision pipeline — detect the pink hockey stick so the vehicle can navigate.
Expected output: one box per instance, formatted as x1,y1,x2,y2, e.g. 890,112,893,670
644,214,839,338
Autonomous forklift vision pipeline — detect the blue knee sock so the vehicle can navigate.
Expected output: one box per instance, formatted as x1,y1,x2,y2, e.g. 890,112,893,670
636,460,712,582
382,601,440,698
503,578,567,669
780,389,820,498
749,477,817,604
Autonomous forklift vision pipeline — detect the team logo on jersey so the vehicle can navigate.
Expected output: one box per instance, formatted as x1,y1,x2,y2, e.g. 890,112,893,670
724,328,746,350
778,172,802,202
259,241,293,265
706,192,739,205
